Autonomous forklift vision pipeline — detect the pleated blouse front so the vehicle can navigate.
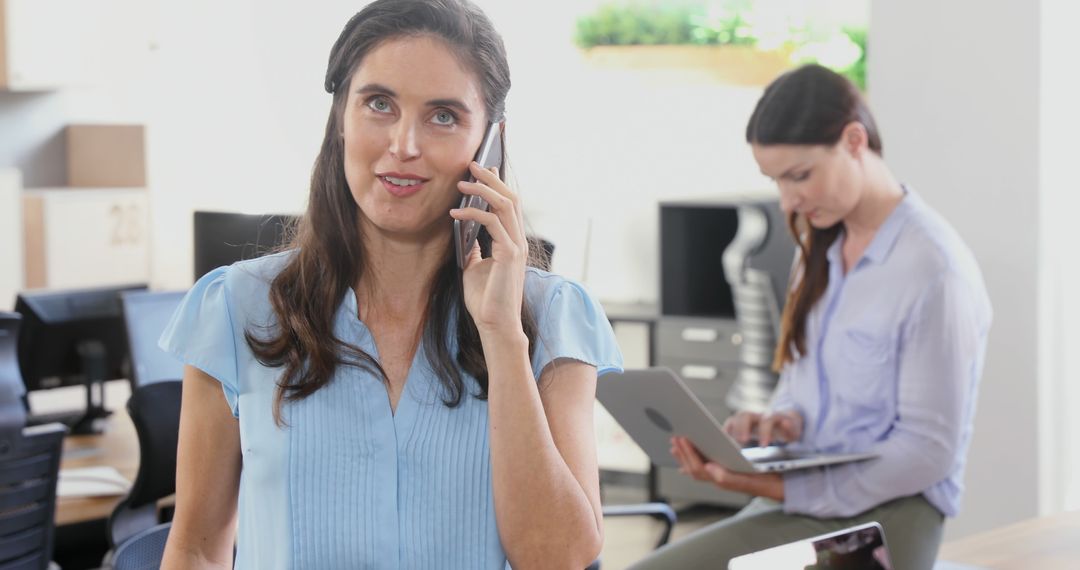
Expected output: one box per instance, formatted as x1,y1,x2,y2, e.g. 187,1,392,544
160,251,624,569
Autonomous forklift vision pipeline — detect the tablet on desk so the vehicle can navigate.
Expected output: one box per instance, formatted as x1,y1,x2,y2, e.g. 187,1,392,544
729,522,893,569
596,367,877,474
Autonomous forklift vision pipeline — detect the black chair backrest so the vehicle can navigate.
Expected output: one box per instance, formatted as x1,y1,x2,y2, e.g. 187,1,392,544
110,522,171,570
126,381,182,508
108,380,182,547
0,314,26,447
1,311,68,570
0,422,66,570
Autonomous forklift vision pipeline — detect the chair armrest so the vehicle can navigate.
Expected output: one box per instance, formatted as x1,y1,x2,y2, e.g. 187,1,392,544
602,502,677,549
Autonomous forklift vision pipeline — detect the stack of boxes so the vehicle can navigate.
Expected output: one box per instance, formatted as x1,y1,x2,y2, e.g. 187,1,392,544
21,124,149,290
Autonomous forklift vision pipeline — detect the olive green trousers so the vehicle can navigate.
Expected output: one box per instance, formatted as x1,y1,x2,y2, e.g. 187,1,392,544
628,494,944,570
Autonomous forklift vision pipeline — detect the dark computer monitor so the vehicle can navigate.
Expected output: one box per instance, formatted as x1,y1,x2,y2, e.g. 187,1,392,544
15,283,147,434
121,290,185,386
193,211,297,282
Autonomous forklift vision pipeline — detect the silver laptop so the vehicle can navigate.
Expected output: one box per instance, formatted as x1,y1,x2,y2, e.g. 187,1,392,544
596,367,877,473
729,522,892,569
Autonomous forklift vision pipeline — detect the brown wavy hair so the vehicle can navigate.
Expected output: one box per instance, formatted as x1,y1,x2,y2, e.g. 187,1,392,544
245,0,539,425
744,64,883,370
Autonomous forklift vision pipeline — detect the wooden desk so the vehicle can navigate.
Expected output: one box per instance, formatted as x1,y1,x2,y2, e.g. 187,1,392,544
940,510,1080,569
56,406,140,526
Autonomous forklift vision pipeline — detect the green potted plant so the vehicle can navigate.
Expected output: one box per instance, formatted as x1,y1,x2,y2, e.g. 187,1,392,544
575,3,866,90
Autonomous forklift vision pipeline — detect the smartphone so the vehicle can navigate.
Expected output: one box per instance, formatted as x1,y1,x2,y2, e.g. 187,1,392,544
454,121,503,269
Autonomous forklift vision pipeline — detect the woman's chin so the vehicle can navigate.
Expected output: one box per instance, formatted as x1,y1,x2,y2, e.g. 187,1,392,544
806,213,839,229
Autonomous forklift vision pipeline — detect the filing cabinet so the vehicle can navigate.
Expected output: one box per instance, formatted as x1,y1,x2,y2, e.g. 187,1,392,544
655,315,751,508
652,196,794,508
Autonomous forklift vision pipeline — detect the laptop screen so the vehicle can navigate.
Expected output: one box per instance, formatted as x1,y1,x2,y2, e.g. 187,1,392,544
121,290,185,386
728,522,892,570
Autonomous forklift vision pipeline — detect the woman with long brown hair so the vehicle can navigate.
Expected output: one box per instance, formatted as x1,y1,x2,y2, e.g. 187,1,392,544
632,65,992,570
158,1,621,568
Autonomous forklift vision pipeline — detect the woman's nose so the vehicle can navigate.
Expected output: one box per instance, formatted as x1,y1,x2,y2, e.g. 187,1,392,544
388,120,421,161
778,187,801,214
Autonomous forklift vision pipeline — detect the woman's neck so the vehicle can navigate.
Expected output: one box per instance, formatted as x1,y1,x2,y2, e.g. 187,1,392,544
843,156,905,244
355,221,450,323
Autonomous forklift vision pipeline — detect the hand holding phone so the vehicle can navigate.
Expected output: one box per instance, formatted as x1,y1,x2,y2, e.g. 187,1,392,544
454,122,503,269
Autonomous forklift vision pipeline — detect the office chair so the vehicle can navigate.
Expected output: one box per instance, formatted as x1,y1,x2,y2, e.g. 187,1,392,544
602,503,677,549
109,522,171,570
104,381,182,554
585,503,677,570
0,312,68,570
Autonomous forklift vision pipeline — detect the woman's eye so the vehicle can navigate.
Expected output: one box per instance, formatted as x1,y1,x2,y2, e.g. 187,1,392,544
792,171,811,182
366,96,392,113
432,110,456,126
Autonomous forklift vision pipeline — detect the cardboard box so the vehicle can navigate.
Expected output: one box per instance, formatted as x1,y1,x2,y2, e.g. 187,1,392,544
23,188,149,289
66,124,146,187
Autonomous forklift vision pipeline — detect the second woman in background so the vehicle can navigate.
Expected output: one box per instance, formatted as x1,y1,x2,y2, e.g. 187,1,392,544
632,64,992,570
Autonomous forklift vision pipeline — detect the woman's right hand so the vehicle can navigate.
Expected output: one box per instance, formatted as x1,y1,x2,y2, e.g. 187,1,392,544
722,410,804,447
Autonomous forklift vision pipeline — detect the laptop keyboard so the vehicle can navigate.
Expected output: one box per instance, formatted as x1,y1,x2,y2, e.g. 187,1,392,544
742,446,813,463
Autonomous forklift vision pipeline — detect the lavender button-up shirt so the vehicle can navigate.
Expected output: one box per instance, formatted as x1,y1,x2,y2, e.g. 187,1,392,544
771,188,992,518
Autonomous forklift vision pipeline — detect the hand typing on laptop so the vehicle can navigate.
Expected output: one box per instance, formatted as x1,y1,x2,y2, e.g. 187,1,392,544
669,435,786,501
668,409,814,501
723,410,804,448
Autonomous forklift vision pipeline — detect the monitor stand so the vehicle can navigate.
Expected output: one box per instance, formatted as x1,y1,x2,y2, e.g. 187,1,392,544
25,340,113,435
70,340,112,435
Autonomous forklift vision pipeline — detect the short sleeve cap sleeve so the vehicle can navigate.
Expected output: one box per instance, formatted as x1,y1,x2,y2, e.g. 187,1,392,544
527,271,624,379
159,267,241,417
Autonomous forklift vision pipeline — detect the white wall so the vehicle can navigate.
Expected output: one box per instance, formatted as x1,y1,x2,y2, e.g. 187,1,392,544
1038,0,1080,513
138,0,773,293
869,1,1042,538
0,169,22,310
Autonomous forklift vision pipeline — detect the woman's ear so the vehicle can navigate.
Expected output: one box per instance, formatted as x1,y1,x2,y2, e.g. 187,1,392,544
841,121,868,158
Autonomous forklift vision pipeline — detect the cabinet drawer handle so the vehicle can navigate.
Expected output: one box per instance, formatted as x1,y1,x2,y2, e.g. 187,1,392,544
680,328,718,343
681,365,718,380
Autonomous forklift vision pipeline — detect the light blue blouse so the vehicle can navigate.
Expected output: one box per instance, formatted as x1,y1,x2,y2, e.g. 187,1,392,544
160,251,624,569
770,188,992,519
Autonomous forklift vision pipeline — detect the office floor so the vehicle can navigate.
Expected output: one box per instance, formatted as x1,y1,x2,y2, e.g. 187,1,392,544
600,483,737,569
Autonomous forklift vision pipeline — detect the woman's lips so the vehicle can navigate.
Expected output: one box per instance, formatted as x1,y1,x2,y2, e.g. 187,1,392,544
379,175,426,198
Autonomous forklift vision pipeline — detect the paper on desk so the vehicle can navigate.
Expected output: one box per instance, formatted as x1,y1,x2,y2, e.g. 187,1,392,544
57,466,132,498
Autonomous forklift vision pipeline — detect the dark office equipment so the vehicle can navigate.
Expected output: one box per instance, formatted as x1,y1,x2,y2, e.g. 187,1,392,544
193,211,297,282
1,312,68,570
659,205,739,318
106,381,181,551
120,291,185,387
15,284,147,435
654,196,794,507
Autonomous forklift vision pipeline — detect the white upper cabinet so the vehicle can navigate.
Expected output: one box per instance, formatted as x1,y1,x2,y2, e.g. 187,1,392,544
0,0,102,91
